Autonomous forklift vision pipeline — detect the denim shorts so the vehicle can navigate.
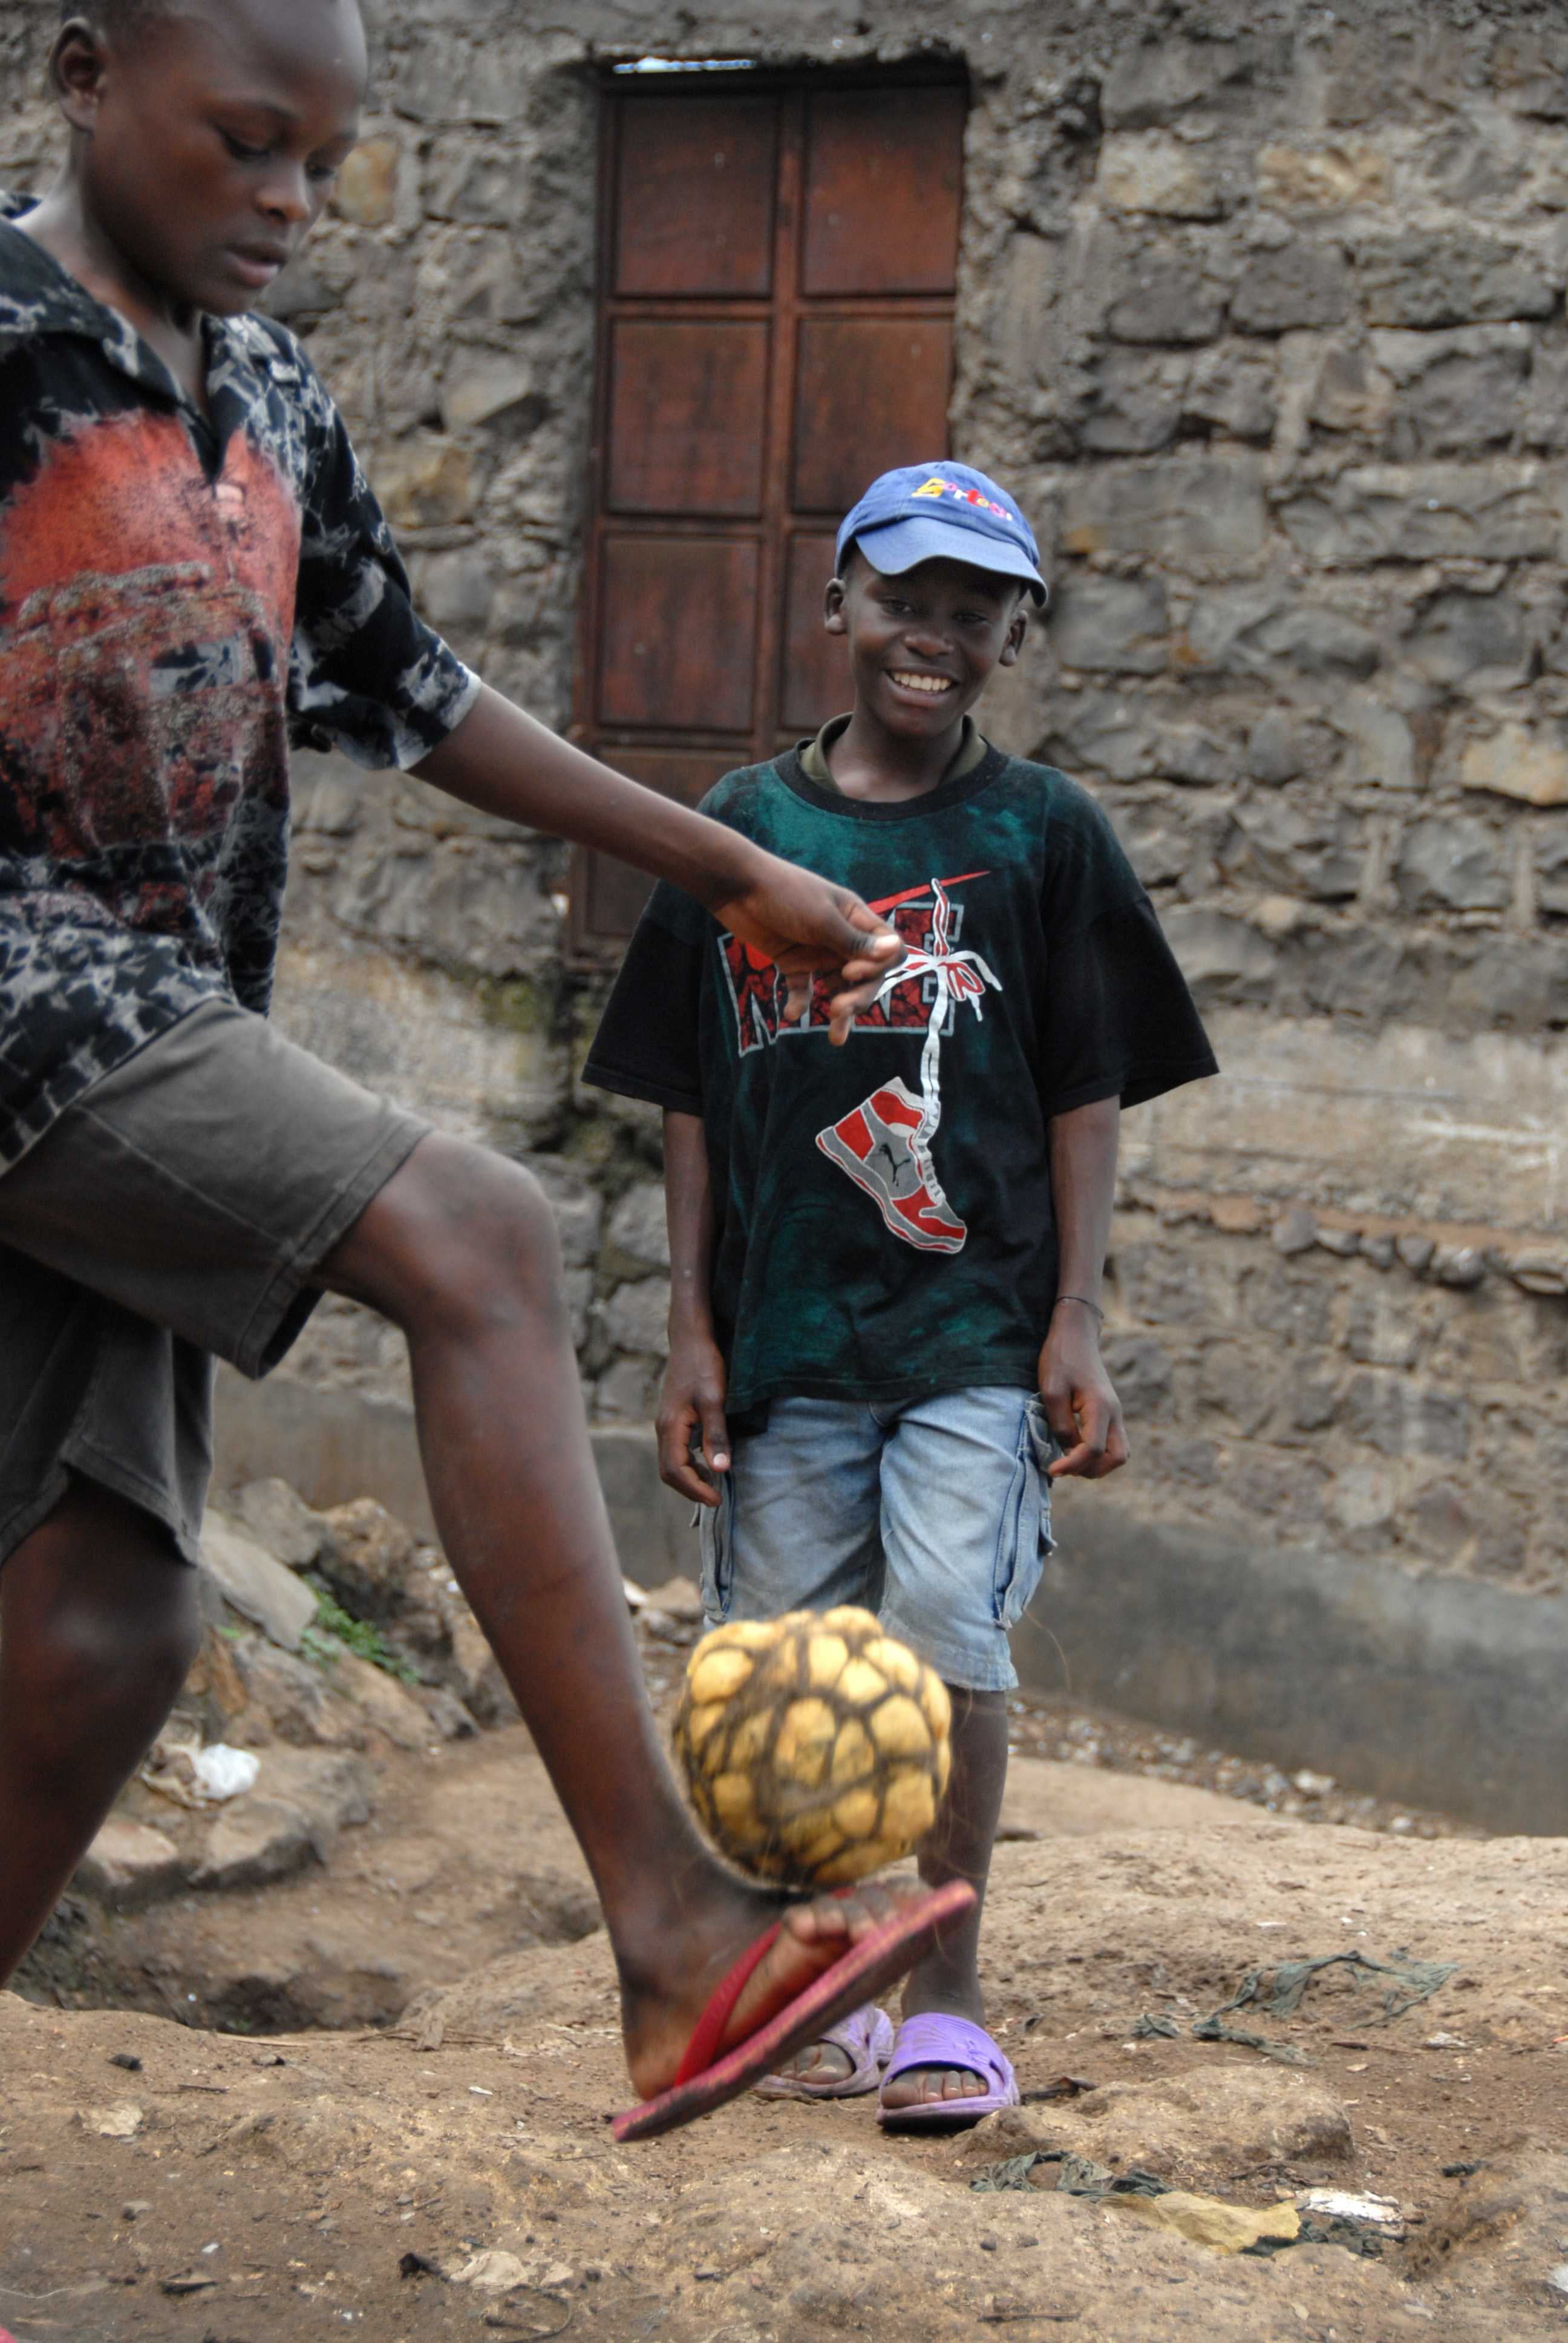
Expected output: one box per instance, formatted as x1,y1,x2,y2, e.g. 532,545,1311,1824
697,1387,1055,1693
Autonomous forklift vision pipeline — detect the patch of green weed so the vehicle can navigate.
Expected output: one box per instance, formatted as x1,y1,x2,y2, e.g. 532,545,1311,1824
302,1581,419,1685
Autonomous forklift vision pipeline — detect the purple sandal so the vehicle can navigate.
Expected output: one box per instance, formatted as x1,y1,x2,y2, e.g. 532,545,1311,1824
876,2013,1019,2130
754,2002,894,2100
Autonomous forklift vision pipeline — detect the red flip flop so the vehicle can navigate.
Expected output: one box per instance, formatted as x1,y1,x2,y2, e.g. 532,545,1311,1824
612,1878,975,2143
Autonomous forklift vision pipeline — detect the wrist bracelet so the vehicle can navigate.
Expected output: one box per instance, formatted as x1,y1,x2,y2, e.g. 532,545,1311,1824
1054,1294,1103,1322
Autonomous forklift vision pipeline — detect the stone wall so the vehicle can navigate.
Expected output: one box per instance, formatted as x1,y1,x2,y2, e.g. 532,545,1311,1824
1088,1190,1568,1590
962,11,1568,1060
4,1,1567,1631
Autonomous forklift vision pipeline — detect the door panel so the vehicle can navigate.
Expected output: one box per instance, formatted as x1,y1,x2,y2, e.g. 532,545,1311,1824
573,75,965,955
792,317,955,514
801,86,965,295
596,536,759,732
780,532,849,733
606,320,769,515
615,96,779,297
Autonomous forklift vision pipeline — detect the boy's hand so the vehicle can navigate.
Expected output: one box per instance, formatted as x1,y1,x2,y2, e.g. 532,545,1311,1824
715,877,903,1044
658,1331,731,1506
1038,1303,1128,1480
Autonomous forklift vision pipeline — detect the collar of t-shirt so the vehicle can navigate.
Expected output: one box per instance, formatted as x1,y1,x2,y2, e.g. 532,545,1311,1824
798,712,991,793
0,197,224,419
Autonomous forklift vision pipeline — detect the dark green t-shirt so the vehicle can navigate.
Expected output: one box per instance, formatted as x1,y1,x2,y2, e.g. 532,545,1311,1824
583,736,1217,1418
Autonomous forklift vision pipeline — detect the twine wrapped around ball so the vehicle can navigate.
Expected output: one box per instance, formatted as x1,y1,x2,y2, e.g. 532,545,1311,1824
673,1606,952,1886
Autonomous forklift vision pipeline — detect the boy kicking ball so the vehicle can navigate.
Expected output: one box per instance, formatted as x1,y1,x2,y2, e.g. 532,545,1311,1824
0,0,964,2134
586,462,1217,2125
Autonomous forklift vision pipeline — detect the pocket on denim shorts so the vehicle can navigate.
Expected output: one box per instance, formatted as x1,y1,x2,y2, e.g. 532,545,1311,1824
697,1472,736,1625
1025,1399,1059,1559
992,1398,1054,1630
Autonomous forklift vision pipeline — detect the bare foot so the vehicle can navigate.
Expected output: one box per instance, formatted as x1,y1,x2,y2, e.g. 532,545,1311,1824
771,2038,855,2085
879,1996,991,2109
878,2059,985,2109
621,1875,930,2099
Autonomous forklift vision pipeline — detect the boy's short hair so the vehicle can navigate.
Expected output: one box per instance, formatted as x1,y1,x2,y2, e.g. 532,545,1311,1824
836,461,1048,608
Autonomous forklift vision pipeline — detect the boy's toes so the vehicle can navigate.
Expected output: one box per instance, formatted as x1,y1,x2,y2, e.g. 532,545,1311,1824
772,2039,856,2084
879,2063,983,2109
779,1875,929,1948
724,1876,925,2052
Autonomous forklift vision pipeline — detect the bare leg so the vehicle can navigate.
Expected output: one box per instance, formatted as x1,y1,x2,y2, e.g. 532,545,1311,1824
0,1481,202,1986
322,1133,926,2094
881,1686,1008,2106
774,1686,1008,2099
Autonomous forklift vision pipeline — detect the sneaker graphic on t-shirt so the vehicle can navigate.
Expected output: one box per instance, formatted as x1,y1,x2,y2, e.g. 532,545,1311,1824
815,1076,967,1254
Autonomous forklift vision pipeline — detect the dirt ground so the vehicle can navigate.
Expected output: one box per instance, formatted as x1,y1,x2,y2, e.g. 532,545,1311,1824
5,1761,1568,2343
5,1541,1566,2341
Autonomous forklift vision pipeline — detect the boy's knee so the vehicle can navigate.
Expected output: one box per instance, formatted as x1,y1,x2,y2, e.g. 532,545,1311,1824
417,1136,560,1278
10,1565,201,1715
355,1133,564,1334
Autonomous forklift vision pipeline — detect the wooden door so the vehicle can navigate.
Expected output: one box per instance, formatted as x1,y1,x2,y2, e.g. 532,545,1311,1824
569,70,967,955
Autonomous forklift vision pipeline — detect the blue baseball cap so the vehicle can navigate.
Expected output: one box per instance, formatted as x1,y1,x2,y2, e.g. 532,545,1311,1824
835,460,1048,607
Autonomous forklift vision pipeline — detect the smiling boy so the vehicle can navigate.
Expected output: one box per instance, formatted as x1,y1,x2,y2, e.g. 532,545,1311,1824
584,462,1218,2123
0,0,970,2137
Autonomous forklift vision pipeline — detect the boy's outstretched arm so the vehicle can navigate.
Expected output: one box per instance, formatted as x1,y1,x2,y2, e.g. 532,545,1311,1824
1039,1094,1128,1480
415,686,898,1038
656,1110,730,1507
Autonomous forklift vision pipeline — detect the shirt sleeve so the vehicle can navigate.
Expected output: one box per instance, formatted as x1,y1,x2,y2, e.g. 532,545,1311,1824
286,366,481,771
581,882,708,1117
1036,776,1219,1118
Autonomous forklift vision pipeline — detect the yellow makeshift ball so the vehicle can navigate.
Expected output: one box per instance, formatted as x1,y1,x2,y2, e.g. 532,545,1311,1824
673,1607,952,1886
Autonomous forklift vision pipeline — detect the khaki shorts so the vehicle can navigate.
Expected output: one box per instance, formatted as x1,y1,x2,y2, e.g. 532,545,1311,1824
0,1000,426,1567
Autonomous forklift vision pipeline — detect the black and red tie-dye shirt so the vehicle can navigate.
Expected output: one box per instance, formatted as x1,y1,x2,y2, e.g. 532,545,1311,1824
0,203,479,1170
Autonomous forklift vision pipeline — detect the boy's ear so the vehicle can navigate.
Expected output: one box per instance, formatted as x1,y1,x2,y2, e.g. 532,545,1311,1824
823,576,849,638
50,17,112,129
996,599,1030,669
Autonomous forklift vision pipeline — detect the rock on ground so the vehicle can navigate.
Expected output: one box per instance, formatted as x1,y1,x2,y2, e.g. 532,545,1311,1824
964,2062,1356,2180
36,1729,603,2035
198,1519,318,1652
